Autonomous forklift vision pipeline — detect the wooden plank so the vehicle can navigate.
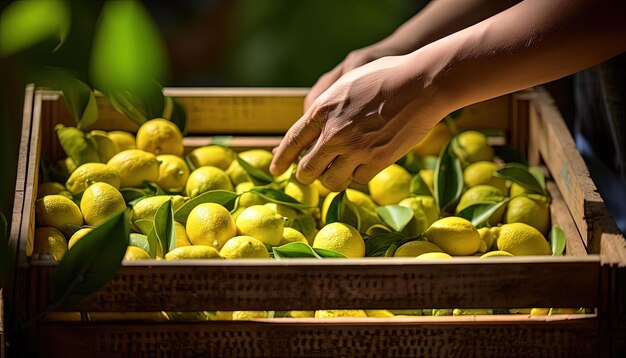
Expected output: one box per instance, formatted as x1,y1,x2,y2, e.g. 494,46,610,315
35,317,598,357
28,257,600,312
546,181,587,256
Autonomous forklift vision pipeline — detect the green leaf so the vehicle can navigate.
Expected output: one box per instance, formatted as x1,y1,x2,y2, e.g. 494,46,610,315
51,211,128,308
494,146,527,165
384,243,399,257
0,0,70,56
549,225,566,256
236,156,274,185
325,191,345,224
107,86,165,126
145,182,167,196
162,97,187,134
133,219,153,236
0,213,9,289
250,188,311,210
90,0,166,94
184,154,197,172
120,187,150,204
145,228,159,259
496,163,547,195
375,205,414,232
456,199,511,227
129,233,150,254
434,141,463,212
324,191,360,229
174,190,239,223
153,199,176,254
272,242,320,259
313,248,347,258
55,124,101,165
410,174,432,196
529,167,547,192
364,232,406,257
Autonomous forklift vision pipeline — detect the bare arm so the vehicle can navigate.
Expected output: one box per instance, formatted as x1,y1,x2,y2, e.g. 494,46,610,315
304,0,520,108
271,0,626,191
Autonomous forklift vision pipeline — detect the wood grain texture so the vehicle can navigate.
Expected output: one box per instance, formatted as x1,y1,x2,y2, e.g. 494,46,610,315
35,317,599,358
27,257,600,312
547,181,587,256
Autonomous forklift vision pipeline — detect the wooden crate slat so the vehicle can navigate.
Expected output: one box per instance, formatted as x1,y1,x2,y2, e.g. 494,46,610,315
29,257,600,312
36,317,598,358
547,181,587,256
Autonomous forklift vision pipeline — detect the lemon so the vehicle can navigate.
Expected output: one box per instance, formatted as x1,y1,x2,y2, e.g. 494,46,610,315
312,179,332,198
279,227,308,245
215,311,234,320
418,169,435,192
108,130,136,152
68,228,93,249
416,252,453,259
131,195,185,222
264,203,297,226
284,178,319,207
156,155,190,192
321,189,382,230
509,183,528,197
530,308,550,316
495,222,551,255
287,311,315,318
107,149,160,188
365,310,395,318
477,240,488,253
220,236,270,259
35,195,83,235
238,149,273,175
480,250,514,258
231,311,268,320
368,164,411,205
230,206,246,222
463,161,506,193
165,245,222,260
188,145,235,170
185,166,234,198
225,160,250,186
315,310,367,318
124,246,151,260
65,163,121,195
477,227,496,251
186,203,236,249
453,309,493,315
80,182,126,226
88,130,119,163
235,205,284,246
174,221,192,247
394,240,443,257
64,157,77,174
236,182,267,207
505,195,550,235
423,217,481,256
456,185,505,226
412,123,453,157
33,227,67,261
313,223,365,258
37,182,67,199
136,118,184,156
399,195,439,237
452,131,494,165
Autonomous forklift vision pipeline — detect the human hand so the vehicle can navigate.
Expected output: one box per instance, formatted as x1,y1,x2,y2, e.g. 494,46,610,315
270,54,448,191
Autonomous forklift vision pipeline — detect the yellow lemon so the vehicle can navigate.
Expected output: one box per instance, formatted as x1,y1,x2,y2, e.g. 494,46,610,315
238,149,274,175
495,222,551,255
288,311,315,318
88,130,119,163
63,157,77,174
368,164,411,205
284,178,319,207
165,245,222,260
231,311,268,320
312,179,332,198
423,217,481,256
37,182,67,199
418,169,435,192
505,195,550,235
509,183,528,197
124,246,151,260
279,227,308,245
65,163,121,195
412,123,453,157
33,227,67,261
452,131,494,165
480,250,514,258
416,252,453,259
68,228,93,249
174,221,192,247
399,195,439,237
456,185,505,226
80,182,126,226
188,145,235,170
131,195,185,222
236,182,267,207
394,240,443,257
365,310,395,318
185,166,234,198
136,118,184,156
477,227,496,251
264,203,298,226
315,310,367,318
313,223,365,258
107,149,159,188
186,203,236,249
108,130,136,152
530,308,550,316
220,236,270,259
35,195,83,235
463,161,506,193
156,155,190,192
225,160,250,186
235,205,284,246
453,309,493,315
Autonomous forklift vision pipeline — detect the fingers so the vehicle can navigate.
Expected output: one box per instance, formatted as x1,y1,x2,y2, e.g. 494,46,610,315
295,137,337,185
304,66,342,110
319,156,359,192
353,163,386,185
270,114,321,177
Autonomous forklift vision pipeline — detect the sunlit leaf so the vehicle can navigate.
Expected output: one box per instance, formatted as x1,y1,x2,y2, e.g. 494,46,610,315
313,248,346,258
107,84,165,126
410,174,432,196
549,225,566,256
55,124,101,165
129,233,150,255
236,156,273,185
364,232,406,257
456,199,511,227
375,205,414,232
273,242,319,259
496,163,547,195
174,190,239,223
434,141,463,212
153,199,175,254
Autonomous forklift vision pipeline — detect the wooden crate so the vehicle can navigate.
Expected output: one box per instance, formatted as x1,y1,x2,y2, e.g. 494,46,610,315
4,85,626,357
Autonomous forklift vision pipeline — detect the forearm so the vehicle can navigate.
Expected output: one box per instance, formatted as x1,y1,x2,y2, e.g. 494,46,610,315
379,0,520,54
411,0,626,112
